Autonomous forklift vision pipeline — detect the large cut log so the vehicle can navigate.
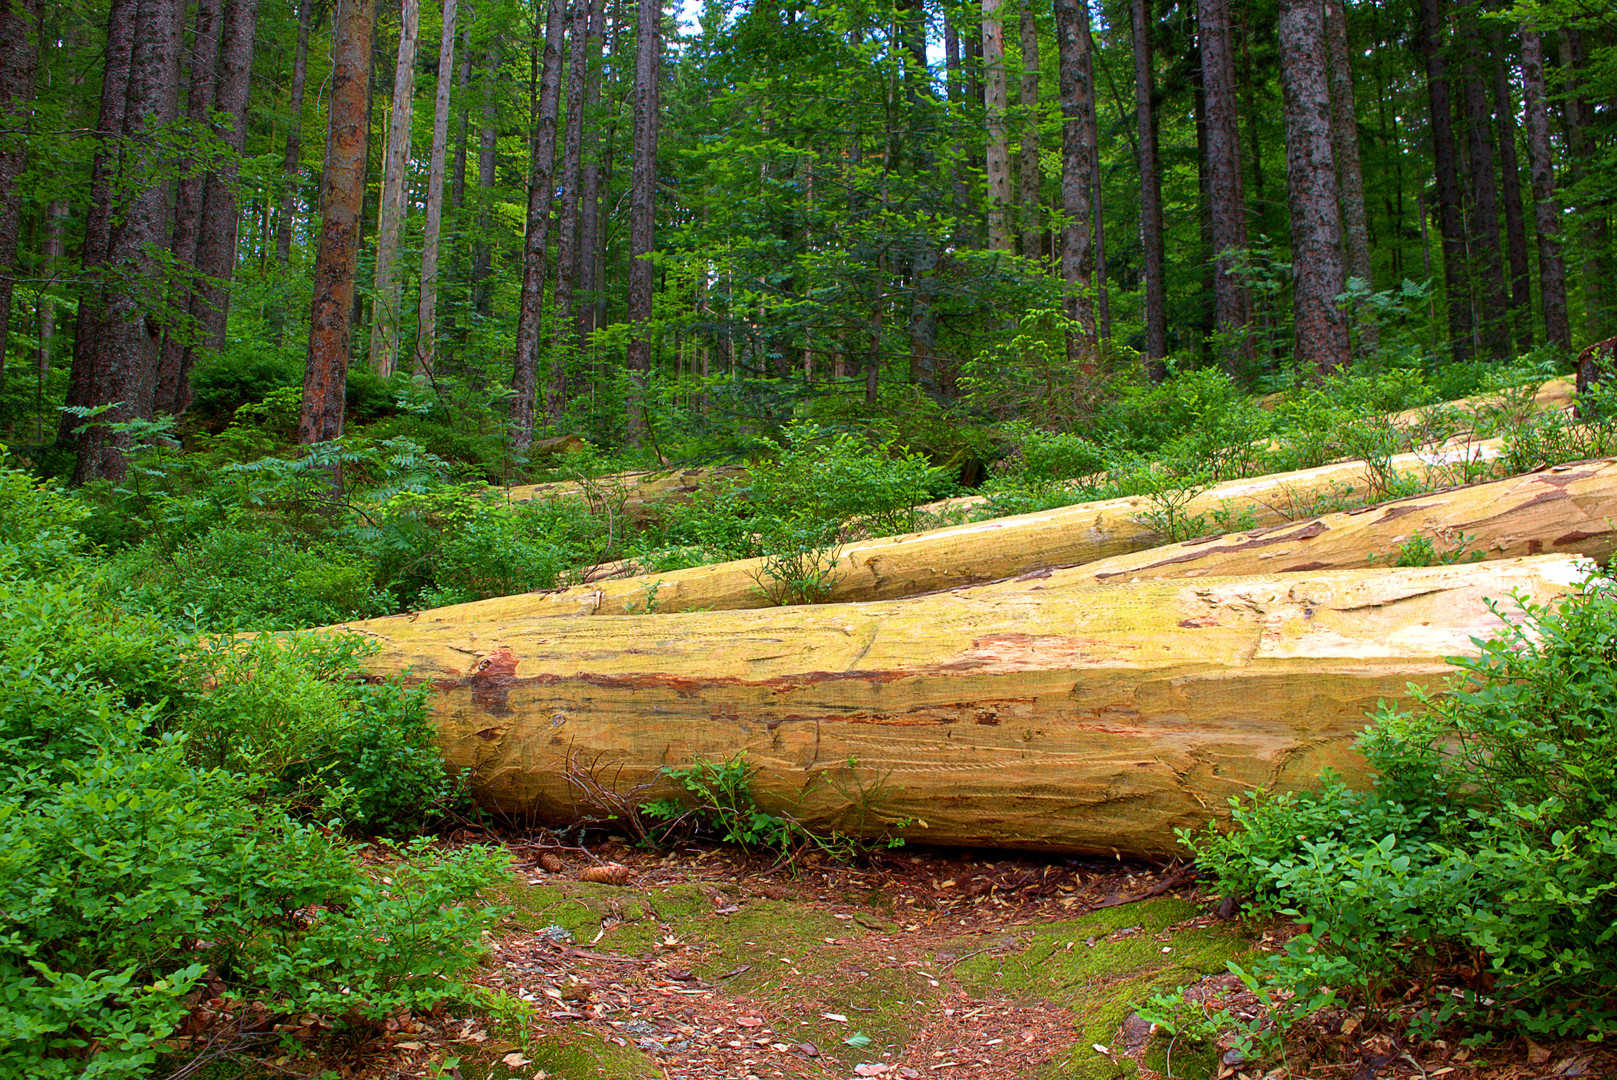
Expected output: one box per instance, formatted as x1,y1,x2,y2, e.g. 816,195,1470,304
1061,458,1617,585
499,464,748,519
406,438,1514,621
345,555,1589,857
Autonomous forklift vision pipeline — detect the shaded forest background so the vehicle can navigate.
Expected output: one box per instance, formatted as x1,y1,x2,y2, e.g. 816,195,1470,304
0,0,1611,483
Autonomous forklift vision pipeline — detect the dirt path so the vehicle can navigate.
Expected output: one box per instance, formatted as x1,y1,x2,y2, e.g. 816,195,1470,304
328,837,1614,1080
450,840,1244,1080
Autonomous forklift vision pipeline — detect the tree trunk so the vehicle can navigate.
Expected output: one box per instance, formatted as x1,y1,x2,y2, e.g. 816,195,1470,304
472,44,501,321
163,0,257,415
509,0,568,450
575,0,607,343
1278,0,1350,375
982,0,1011,253
1017,1,1040,259
369,0,421,378
1459,8,1508,361
414,0,458,377
1520,27,1570,354
1053,0,1095,359
1323,0,1375,357
1560,31,1609,339
550,0,592,415
346,557,1585,857
1129,0,1167,379
624,0,660,446
153,0,222,411
0,0,43,395
298,0,374,447
270,0,314,343
37,198,67,382
1416,0,1473,363
73,0,185,484
1199,0,1251,371
1489,31,1531,356
61,0,137,452
510,433,1534,618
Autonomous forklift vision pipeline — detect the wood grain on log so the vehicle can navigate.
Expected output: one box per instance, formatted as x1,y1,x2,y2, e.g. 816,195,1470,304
344,556,1590,857
1069,457,1617,584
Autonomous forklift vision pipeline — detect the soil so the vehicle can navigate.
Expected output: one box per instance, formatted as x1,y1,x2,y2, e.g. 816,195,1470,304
307,833,1617,1080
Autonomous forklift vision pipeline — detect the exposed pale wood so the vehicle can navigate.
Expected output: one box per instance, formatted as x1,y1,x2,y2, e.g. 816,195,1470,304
1069,458,1617,584
439,438,1512,619
500,464,748,517
933,378,1576,517
343,556,1589,856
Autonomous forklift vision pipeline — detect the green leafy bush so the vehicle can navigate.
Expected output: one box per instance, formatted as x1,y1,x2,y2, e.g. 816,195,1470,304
0,454,509,1077
104,525,394,631
181,632,458,829
1168,577,1617,1046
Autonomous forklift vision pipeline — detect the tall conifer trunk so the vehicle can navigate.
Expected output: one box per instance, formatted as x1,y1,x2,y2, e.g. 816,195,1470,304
1324,0,1375,356
1561,31,1610,338
414,0,458,376
1199,0,1251,370
983,0,1011,252
162,0,258,415
299,0,374,449
1459,8,1508,360
1018,2,1041,259
510,0,568,448
62,0,137,450
0,0,43,394
370,0,421,377
73,0,185,483
550,0,593,414
625,0,659,445
1416,0,1474,363
1130,0,1167,378
1053,0,1095,359
1489,32,1531,355
1520,27,1569,353
1278,0,1350,375
270,0,314,343
472,45,501,321
575,0,608,343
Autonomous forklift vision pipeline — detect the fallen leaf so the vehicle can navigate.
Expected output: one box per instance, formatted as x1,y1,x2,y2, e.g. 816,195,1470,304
1526,1038,1552,1065
502,1052,533,1067
845,1032,872,1048
737,1016,764,1027
798,1042,820,1057
854,1064,890,1076
393,1040,424,1050
823,1013,849,1023
1092,1043,1111,1054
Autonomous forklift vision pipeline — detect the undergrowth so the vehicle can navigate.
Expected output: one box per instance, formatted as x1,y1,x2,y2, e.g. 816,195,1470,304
1143,576,1617,1067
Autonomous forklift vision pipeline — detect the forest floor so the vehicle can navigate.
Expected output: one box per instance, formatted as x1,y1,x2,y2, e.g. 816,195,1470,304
301,835,1617,1080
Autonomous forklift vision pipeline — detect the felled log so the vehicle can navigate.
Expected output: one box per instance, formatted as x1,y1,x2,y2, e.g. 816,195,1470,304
926,379,1577,518
344,556,1589,857
499,464,748,519
424,437,1512,620
1062,458,1617,585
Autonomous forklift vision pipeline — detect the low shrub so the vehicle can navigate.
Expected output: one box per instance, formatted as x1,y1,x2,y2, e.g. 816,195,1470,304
1157,576,1617,1052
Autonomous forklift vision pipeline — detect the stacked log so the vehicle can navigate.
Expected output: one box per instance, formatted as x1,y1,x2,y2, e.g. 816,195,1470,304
399,438,1536,622
343,556,1592,856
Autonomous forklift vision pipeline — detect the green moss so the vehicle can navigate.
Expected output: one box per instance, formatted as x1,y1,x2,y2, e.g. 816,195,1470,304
455,1029,662,1080
946,899,1252,1080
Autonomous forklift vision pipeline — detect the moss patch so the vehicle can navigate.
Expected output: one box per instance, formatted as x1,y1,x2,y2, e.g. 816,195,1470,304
947,898,1252,1080
455,1029,662,1080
